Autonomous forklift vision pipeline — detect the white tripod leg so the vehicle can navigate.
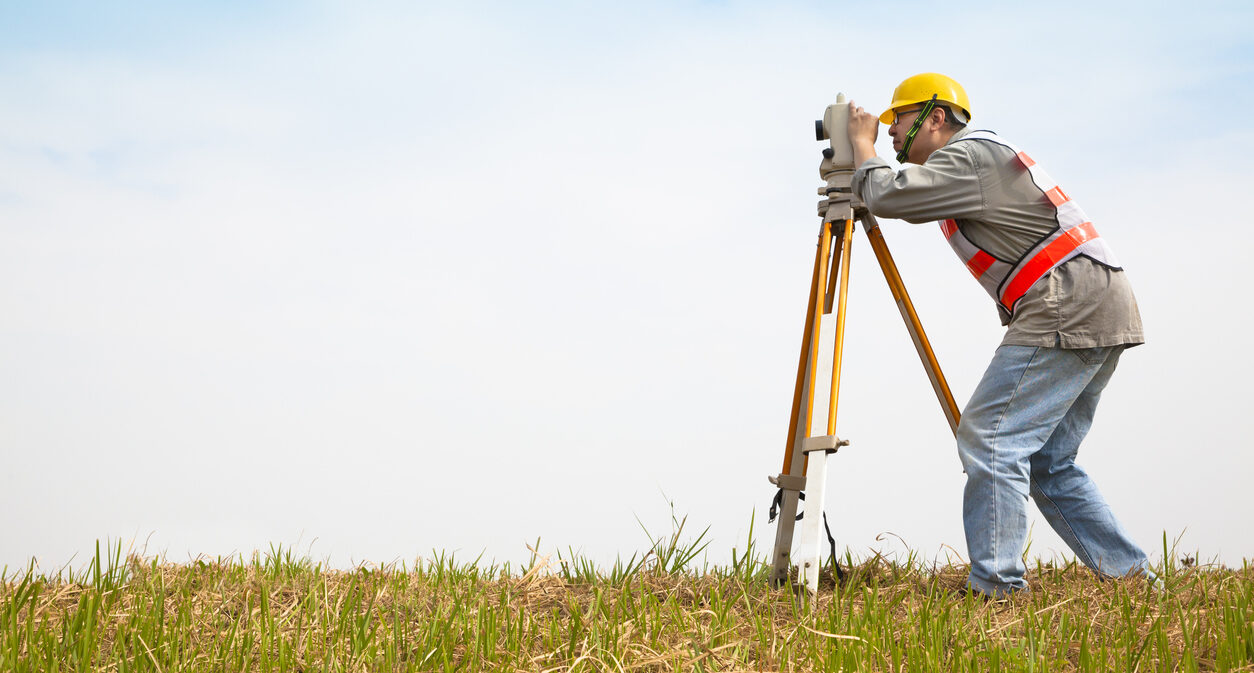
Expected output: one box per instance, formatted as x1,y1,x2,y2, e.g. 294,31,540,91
797,435,845,594
796,450,829,594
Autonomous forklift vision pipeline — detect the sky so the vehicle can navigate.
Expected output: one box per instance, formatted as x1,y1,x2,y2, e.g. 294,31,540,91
2,0,1252,575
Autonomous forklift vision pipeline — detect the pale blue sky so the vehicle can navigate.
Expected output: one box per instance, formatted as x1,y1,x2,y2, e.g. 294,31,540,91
3,1,1252,573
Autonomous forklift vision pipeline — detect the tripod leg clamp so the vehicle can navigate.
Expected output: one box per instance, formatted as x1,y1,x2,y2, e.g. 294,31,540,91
801,435,850,454
768,474,806,491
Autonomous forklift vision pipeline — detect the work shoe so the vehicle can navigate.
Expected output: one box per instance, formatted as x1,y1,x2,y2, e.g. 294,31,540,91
952,585,1018,604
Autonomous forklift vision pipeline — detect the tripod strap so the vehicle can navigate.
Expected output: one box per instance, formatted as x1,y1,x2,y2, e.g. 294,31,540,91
822,512,846,581
768,487,804,522
768,488,846,581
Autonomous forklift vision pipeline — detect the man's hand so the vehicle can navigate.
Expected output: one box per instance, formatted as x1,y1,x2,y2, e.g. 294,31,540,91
847,100,880,169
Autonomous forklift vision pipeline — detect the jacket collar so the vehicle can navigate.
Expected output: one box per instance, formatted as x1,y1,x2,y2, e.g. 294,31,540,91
944,125,974,146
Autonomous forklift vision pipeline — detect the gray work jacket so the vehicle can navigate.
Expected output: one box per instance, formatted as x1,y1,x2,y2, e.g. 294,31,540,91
851,127,1144,349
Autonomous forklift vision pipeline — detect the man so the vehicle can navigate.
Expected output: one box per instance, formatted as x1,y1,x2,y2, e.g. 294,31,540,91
845,73,1154,598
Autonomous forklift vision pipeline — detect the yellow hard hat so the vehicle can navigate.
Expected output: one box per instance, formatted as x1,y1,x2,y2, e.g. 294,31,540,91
878,73,971,124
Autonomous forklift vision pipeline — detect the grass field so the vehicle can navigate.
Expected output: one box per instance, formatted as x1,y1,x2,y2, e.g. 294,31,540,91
3,527,1251,672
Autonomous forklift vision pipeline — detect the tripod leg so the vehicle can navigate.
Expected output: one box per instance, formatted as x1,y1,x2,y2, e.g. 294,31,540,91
797,218,856,594
861,214,962,435
781,221,831,477
825,218,855,436
799,221,836,476
770,220,834,588
797,446,833,594
822,221,845,315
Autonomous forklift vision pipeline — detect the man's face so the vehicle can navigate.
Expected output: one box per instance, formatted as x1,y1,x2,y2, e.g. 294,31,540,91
887,106,926,159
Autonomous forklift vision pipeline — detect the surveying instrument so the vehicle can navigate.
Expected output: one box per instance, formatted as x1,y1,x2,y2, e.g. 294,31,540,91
767,94,963,593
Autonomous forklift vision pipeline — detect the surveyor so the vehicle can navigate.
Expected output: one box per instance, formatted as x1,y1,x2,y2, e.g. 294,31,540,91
844,73,1155,598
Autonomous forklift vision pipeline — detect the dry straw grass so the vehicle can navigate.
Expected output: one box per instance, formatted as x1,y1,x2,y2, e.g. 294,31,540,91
2,538,1251,672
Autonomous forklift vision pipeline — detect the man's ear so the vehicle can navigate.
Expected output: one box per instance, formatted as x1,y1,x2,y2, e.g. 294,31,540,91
928,107,947,130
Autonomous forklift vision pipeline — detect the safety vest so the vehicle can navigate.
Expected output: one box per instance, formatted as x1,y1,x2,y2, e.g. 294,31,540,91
940,130,1120,317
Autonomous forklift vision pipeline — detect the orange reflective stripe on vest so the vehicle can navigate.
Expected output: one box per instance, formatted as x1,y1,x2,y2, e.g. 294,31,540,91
966,250,997,279
999,221,1099,308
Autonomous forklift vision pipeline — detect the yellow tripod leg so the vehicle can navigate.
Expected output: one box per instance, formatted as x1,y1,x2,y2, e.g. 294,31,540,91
771,220,834,587
825,218,855,436
797,217,856,594
781,221,833,477
862,215,961,435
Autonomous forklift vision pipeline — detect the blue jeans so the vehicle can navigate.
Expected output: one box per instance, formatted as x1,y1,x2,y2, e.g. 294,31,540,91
957,344,1152,597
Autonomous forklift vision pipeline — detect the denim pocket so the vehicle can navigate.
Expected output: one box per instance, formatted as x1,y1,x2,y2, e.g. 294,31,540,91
1068,346,1111,365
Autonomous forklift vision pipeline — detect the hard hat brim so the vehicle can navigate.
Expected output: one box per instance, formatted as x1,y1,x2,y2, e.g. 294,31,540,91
878,103,971,126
